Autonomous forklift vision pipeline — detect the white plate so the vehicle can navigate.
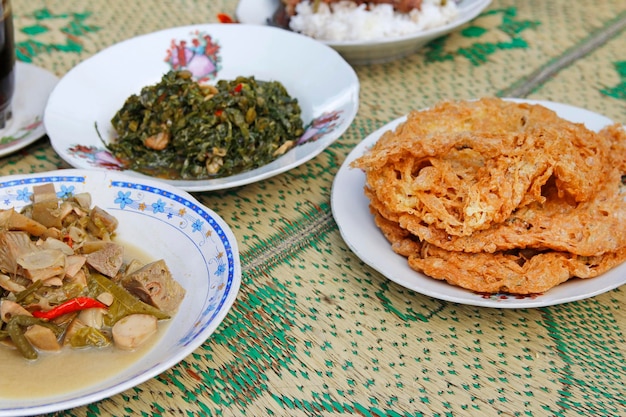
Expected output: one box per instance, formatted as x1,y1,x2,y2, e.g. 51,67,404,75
331,99,626,308
0,169,241,415
44,24,359,192
0,62,58,157
236,0,492,65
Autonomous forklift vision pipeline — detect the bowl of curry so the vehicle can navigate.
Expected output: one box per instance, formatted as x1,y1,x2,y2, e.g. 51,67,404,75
0,169,241,416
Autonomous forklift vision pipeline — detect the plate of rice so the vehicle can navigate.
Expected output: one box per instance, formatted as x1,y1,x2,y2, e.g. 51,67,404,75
236,0,492,65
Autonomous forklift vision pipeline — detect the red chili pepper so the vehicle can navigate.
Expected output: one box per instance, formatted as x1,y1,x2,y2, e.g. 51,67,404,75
216,13,235,24
215,109,223,117
233,83,243,93
32,297,108,320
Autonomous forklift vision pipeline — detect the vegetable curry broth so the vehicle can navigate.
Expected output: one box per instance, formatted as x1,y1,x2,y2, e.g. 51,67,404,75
0,322,168,399
0,243,173,399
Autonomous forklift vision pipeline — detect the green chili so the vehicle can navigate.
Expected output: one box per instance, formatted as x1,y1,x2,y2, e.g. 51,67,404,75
7,315,38,360
70,327,110,348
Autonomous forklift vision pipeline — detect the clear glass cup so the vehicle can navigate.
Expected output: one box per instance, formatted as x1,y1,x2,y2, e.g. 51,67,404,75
0,0,15,129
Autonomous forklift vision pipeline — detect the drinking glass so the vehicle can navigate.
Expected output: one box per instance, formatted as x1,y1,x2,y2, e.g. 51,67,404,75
0,0,15,129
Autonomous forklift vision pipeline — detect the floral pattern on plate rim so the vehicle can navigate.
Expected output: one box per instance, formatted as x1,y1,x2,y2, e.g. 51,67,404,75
0,117,43,149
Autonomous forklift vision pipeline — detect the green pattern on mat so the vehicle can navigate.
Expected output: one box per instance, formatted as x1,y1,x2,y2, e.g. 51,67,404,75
7,0,625,416
424,8,540,66
601,61,626,100
15,8,100,62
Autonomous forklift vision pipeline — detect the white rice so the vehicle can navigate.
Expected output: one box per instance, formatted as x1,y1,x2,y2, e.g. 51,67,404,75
288,0,460,42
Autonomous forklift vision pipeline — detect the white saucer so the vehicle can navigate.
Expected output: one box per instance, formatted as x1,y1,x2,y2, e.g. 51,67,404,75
0,62,58,157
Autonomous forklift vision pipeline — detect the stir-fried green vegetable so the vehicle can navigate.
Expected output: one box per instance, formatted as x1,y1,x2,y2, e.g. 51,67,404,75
107,71,305,180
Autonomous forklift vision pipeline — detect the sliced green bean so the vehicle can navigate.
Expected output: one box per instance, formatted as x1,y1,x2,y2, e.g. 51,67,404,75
14,280,43,303
6,315,63,360
7,315,37,360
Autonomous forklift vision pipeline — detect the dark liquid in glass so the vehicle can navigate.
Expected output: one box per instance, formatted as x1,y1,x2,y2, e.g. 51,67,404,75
0,0,15,128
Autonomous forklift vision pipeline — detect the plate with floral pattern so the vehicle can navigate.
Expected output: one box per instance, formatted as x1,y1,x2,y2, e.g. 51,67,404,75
43,24,359,192
0,169,240,416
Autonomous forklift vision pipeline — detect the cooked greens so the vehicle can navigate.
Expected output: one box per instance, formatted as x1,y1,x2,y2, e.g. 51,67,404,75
107,71,305,180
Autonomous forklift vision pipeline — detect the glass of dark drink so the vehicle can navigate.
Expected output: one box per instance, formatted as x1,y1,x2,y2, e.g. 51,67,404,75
0,0,14,130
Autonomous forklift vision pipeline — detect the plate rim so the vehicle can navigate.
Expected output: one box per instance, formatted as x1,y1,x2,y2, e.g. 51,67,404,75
331,98,625,309
0,62,58,157
0,168,242,416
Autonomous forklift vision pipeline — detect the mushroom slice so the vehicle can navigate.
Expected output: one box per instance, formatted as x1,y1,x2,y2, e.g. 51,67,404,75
1,300,32,323
0,273,27,293
65,255,87,279
0,231,38,275
72,192,92,210
17,249,66,282
96,292,114,306
24,324,61,351
40,237,74,255
66,268,87,289
112,314,157,350
85,242,124,277
120,259,186,315
32,183,57,203
62,317,86,346
31,199,62,229
87,206,119,239
0,208,47,236
77,308,106,329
